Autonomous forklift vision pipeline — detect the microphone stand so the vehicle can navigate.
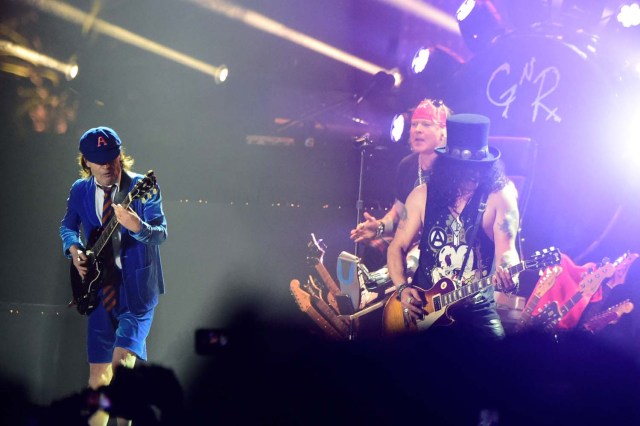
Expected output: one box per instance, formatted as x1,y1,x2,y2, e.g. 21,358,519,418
354,133,373,258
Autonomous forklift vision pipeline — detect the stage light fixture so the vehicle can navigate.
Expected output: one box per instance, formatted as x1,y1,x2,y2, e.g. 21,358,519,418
456,0,506,53
618,3,640,27
411,47,430,74
215,64,229,84
389,113,406,143
400,45,463,108
0,40,78,80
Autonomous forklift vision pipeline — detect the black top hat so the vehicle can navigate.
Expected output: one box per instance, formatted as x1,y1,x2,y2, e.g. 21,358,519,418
435,114,500,162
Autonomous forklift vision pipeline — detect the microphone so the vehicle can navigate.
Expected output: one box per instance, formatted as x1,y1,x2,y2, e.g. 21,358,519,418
355,71,395,104
353,132,371,145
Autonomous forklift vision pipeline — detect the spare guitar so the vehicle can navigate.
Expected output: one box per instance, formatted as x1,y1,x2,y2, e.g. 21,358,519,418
533,258,616,332
605,252,638,290
516,265,563,331
582,299,634,334
382,247,561,334
69,171,157,315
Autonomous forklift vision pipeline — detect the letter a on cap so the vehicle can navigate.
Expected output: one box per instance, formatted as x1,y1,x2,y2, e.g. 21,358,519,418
97,136,108,147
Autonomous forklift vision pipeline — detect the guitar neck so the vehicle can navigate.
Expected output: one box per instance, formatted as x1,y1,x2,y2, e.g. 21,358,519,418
558,290,585,317
583,299,633,333
91,195,133,256
519,294,543,324
441,262,526,308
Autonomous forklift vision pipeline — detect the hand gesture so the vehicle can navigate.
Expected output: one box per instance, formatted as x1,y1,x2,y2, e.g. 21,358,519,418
113,204,142,233
349,212,379,243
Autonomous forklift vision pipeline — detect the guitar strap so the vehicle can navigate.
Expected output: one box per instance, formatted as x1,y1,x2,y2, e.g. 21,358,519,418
458,190,489,281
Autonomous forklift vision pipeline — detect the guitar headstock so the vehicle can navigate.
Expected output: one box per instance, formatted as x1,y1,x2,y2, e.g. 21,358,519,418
306,233,326,265
533,265,563,297
131,170,157,203
607,252,639,289
525,247,562,272
579,260,615,294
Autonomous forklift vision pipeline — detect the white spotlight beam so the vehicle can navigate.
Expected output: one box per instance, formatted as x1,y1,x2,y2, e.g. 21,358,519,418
24,0,228,83
0,39,78,79
375,0,460,34
184,0,395,77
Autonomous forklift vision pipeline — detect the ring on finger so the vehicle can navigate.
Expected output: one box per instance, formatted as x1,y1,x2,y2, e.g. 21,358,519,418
407,297,413,304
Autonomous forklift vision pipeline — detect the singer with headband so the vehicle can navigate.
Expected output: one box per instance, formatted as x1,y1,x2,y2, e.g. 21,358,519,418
350,99,453,247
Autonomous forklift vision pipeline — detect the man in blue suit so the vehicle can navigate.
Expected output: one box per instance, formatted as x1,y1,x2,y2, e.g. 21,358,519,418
60,126,167,426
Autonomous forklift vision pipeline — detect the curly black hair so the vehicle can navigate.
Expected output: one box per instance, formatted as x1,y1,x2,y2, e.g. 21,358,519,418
427,157,509,209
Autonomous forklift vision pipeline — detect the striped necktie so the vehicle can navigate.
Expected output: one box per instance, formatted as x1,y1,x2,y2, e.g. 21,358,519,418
102,186,113,225
100,185,117,312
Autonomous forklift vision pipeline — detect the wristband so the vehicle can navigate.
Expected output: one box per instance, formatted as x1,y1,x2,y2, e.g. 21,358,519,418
396,283,410,300
375,221,385,238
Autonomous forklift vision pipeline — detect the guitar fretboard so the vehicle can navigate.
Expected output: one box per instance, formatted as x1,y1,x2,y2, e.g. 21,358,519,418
91,194,134,257
440,262,526,308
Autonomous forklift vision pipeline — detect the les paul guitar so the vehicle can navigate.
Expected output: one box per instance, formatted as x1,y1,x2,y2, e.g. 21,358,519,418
382,247,561,334
69,171,157,315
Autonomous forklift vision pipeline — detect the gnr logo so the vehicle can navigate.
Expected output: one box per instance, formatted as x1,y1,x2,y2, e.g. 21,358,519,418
486,57,562,124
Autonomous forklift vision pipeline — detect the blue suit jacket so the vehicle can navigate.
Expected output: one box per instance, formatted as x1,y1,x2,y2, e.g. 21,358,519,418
60,171,167,313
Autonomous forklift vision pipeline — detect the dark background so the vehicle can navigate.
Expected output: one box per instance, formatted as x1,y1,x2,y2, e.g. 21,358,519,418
1,0,639,408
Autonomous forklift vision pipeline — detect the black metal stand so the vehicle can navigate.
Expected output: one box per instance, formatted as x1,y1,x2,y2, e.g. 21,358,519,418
354,134,373,257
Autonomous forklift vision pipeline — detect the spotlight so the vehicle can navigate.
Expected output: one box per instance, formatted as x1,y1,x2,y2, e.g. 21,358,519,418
66,62,79,80
0,40,79,80
456,0,506,53
389,113,406,143
618,3,640,27
215,64,229,84
399,45,463,109
411,48,430,74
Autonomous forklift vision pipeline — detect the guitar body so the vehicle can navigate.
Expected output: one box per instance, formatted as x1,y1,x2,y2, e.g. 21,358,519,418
382,279,458,334
531,301,562,332
69,227,116,315
381,248,561,335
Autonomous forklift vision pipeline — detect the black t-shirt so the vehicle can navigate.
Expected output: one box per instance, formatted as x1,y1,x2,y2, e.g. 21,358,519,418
395,152,428,204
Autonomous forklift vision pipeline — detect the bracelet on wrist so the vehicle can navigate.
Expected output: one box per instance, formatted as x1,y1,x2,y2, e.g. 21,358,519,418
396,283,411,300
375,221,385,238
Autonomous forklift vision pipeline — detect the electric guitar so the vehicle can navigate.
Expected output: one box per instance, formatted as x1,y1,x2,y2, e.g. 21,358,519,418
605,252,638,290
533,259,616,332
582,299,634,334
382,247,561,334
516,265,563,330
69,171,157,315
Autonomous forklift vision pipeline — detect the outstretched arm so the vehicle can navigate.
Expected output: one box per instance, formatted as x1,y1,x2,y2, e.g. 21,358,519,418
350,199,405,243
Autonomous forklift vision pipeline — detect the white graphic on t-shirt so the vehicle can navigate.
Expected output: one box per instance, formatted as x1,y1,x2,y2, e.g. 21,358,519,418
431,243,475,288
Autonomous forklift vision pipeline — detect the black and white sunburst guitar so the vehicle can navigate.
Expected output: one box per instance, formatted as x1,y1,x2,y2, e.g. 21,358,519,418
382,247,561,334
68,171,157,315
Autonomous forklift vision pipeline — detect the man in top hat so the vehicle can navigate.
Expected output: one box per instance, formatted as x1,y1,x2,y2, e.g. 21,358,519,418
350,99,453,245
387,114,519,339
59,126,167,425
